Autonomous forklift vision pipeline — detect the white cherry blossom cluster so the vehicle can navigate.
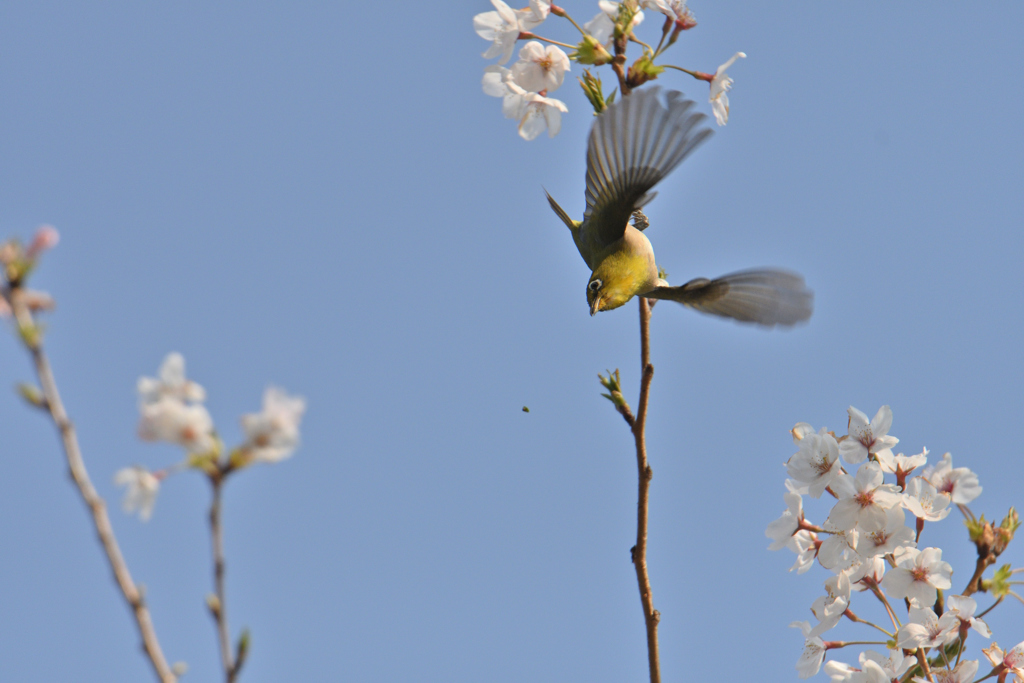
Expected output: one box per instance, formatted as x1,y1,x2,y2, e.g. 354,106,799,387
473,0,749,139
768,405,1022,682
116,352,306,521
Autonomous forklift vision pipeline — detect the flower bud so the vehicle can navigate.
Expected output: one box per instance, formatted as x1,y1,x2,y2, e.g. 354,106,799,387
572,36,612,66
17,382,46,408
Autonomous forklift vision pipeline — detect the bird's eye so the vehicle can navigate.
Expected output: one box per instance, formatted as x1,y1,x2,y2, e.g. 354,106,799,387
588,279,602,292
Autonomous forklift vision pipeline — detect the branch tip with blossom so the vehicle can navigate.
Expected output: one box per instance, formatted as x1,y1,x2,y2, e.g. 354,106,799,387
772,404,1019,682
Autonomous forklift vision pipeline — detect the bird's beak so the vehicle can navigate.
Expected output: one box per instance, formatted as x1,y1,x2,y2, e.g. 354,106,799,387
590,297,600,316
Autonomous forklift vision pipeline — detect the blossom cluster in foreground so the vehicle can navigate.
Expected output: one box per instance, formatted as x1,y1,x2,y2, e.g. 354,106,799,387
473,0,748,139
116,352,306,520
767,405,1021,682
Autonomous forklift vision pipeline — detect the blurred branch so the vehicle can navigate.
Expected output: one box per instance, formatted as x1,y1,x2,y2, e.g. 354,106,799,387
208,475,243,682
3,286,178,683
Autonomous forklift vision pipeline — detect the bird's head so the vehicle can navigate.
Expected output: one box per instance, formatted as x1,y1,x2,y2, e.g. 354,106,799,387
587,248,657,315
586,272,635,315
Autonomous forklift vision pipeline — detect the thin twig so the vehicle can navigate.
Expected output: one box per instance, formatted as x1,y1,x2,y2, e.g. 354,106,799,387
975,596,1003,619
5,287,177,683
630,296,660,683
209,476,238,683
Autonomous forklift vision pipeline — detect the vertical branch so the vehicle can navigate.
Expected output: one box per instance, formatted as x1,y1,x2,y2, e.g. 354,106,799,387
6,288,177,683
208,477,237,683
631,296,660,683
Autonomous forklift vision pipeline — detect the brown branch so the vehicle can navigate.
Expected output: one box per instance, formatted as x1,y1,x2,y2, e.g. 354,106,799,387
611,25,632,97
5,287,177,683
630,296,660,683
963,554,995,597
208,476,239,683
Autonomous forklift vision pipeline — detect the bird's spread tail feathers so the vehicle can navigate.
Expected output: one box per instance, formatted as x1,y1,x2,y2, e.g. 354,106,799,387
643,269,813,327
545,191,579,231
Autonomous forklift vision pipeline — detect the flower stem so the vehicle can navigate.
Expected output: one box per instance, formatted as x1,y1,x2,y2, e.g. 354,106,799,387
843,609,893,638
4,286,178,683
209,476,242,683
662,64,714,81
628,35,654,55
555,9,588,36
518,32,576,49
975,596,1003,619
869,583,901,631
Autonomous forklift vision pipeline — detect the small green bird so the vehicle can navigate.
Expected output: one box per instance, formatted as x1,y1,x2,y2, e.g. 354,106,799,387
546,87,812,326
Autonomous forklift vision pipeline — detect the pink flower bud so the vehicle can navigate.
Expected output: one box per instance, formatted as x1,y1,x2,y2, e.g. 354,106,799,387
26,225,59,260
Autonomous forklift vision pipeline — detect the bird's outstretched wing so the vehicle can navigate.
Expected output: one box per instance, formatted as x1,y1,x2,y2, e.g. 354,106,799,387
643,269,814,327
582,87,712,252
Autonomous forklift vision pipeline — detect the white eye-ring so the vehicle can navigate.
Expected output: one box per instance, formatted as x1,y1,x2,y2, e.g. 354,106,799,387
588,279,602,292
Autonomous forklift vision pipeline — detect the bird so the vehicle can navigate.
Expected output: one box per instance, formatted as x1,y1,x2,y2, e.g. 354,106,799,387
546,86,813,326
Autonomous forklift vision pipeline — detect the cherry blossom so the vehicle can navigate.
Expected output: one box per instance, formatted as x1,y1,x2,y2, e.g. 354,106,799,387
791,621,827,679
860,648,914,680
854,505,915,558
924,452,982,505
880,448,928,477
984,641,1024,682
912,660,979,683
840,405,898,466
946,594,991,638
901,476,952,522
138,352,206,404
240,387,306,463
584,1,645,46
474,0,526,65
114,466,161,521
516,93,567,140
856,660,893,683
482,65,568,140
817,520,858,572
518,0,551,29
787,530,817,574
846,555,886,591
828,462,901,533
511,41,570,93
766,482,804,550
896,605,959,649
786,428,842,498
709,52,745,126
641,0,695,28
808,573,850,637
138,396,215,453
880,546,952,606
791,422,815,443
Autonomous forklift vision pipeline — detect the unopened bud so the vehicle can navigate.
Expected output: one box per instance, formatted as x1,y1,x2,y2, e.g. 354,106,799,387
985,563,1012,598
598,369,632,415
578,69,615,115
627,55,665,88
171,662,189,676
0,241,18,266
17,383,46,408
22,290,55,313
17,320,43,348
206,593,221,616
235,628,251,672
25,225,59,260
572,36,612,66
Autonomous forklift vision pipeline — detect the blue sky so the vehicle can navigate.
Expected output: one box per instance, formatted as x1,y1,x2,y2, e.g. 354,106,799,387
2,2,1022,681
